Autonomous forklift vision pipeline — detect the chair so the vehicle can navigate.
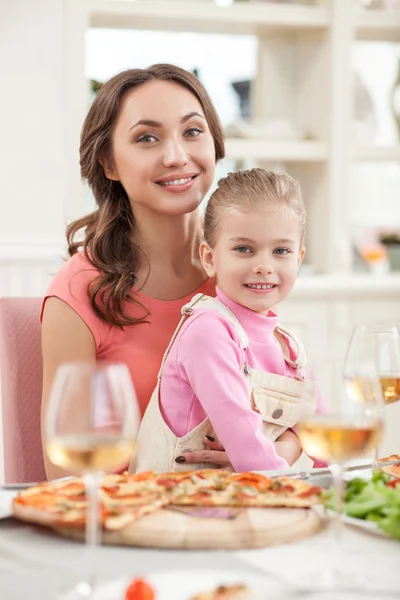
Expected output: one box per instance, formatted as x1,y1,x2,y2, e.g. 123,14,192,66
0,297,46,483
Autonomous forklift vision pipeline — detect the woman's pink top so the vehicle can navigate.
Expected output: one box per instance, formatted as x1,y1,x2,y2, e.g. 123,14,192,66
41,252,215,417
160,288,327,472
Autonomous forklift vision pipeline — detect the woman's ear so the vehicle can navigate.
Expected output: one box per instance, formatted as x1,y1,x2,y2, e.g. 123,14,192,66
199,242,216,278
99,156,119,181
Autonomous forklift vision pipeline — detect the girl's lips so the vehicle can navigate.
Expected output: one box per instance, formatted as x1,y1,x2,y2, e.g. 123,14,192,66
244,284,277,294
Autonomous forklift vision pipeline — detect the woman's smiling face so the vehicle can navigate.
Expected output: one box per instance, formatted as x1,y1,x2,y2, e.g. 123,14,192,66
104,79,217,217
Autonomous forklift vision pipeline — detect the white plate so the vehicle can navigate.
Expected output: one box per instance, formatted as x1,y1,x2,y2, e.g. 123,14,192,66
91,569,290,600
341,514,386,538
0,490,18,519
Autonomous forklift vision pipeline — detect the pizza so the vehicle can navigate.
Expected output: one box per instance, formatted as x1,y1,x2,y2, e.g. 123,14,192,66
379,454,400,479
12,472,170,531
154,471,323,508
191,584,252,600
12,469,323,532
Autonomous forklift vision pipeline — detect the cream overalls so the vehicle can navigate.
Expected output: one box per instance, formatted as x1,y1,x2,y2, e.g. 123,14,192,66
131,294,316,474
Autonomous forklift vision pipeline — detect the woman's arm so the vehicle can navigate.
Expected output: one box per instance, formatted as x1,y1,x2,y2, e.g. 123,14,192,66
274,429,302,466
182,428,302,471
41,297,96,480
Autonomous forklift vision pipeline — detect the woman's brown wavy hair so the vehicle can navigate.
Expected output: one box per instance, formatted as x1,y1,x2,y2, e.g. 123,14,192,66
67,64,225,328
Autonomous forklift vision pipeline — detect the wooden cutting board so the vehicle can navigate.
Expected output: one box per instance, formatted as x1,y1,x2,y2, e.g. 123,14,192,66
54,506,324,549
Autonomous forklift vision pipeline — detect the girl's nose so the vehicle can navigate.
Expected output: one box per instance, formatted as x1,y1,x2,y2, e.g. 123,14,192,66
252,263,273,275
163,138,189,168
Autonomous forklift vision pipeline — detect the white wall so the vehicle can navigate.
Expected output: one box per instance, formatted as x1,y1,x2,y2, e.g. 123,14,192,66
0,0,67,244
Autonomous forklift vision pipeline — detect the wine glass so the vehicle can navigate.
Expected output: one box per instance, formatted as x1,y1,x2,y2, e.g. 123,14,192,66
344,324,400,462
45,361,140,599
296,359,384,594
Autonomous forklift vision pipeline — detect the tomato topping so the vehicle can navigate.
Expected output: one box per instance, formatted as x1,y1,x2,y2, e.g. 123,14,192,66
102,485,120,494
298,486,321,498
156,479,176,487
125,578,155,600
271,485,295,494
386,479,400,488
232,473,271,489
130,472,154,482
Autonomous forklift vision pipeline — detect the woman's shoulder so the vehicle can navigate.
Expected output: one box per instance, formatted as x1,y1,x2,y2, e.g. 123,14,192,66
41,252,109,346
46,252,98,295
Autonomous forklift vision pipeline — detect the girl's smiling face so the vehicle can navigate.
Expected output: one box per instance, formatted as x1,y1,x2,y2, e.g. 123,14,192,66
201,203,305,315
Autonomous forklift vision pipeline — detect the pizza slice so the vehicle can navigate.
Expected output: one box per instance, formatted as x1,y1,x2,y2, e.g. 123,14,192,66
379,454,400,479
191,584,253,600
13,471,168,531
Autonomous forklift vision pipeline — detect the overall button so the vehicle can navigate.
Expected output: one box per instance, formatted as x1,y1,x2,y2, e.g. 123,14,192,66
272,408,283,419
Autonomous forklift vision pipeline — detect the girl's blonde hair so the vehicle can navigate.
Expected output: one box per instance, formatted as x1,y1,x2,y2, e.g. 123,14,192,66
204,168,306,247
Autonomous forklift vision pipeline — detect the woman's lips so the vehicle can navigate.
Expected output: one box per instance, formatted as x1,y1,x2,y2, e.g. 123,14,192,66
155,174,198,193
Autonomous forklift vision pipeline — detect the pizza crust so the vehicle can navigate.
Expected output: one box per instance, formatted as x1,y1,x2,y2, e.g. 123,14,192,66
379,454,400,479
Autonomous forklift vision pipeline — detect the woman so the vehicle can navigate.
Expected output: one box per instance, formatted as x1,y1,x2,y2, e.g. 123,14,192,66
41,64,301,479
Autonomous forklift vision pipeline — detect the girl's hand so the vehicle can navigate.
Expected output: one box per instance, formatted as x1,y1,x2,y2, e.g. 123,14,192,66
176,435,234,471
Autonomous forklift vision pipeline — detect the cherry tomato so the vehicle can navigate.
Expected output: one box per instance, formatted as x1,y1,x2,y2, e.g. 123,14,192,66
125,578,155,600
386,479,400,488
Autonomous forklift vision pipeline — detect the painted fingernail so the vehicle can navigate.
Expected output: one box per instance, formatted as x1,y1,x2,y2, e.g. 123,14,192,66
205,435,215,442
175,456,185,463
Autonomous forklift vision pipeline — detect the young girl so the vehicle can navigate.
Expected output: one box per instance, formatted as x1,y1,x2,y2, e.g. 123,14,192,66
133,168,325,474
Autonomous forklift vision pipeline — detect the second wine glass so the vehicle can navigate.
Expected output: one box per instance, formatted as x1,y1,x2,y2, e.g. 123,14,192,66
296,359,384,593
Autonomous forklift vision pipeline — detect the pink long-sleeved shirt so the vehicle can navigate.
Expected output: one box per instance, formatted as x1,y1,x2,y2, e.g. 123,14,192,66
159,288,325,473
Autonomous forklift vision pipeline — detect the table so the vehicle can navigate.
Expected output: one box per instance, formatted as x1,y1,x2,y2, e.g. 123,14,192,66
1,514,400,600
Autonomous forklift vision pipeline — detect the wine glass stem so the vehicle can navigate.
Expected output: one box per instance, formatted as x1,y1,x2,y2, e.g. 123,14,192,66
83,472,101,594
321,463,344,588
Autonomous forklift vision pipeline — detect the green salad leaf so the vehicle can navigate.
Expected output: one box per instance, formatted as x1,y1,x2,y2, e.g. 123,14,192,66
325,471,400,541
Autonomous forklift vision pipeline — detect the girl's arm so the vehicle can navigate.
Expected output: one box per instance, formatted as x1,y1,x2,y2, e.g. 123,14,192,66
174,313,289,473
41,297,96,480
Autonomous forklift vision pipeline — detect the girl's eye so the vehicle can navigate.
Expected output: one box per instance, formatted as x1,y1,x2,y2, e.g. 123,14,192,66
184,127,203,138
235,246,252,254
273,248,291,255
137,134,158,144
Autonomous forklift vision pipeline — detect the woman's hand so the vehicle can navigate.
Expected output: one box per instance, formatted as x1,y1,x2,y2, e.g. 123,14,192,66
274,429,302,466
176,435,234,471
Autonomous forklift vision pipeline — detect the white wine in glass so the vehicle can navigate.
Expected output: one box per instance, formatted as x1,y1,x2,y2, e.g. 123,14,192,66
344,325,400,460
298,415,383,463
45,361,140,600
296,359,384,594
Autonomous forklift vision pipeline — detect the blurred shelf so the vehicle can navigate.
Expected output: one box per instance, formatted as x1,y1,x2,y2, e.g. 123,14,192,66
291,273,400,299
225,138,327,162
353,145,400,161
89,1,329,35
356,9,400,42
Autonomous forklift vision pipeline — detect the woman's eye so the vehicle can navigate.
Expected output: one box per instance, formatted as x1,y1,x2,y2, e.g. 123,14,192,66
235,246,252,254
137,134,158,144
274,248,290,255
184,127,203,138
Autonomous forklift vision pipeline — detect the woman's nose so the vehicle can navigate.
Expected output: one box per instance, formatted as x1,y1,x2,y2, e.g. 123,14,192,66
163,138,189,168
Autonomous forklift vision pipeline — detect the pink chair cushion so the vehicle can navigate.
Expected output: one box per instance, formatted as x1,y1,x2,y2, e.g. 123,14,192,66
0,297,46,483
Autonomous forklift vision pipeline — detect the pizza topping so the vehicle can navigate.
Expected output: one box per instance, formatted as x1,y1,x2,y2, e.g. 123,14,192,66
12,468,323,532
125,578,155,600
297,486,321,498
